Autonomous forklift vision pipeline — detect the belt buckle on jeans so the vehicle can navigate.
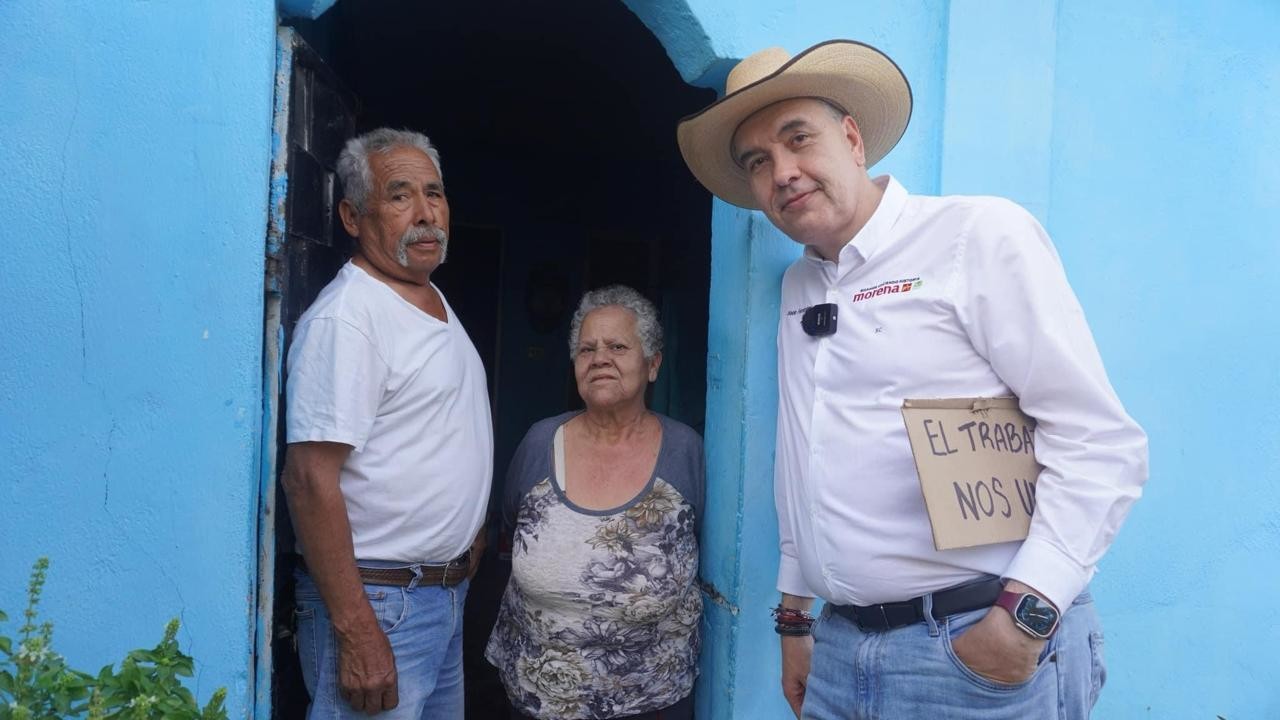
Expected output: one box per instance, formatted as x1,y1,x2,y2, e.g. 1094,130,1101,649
442,549,469,587
406,564,424,590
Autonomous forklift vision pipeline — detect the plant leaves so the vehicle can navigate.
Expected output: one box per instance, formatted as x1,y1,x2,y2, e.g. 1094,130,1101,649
0,565,229,719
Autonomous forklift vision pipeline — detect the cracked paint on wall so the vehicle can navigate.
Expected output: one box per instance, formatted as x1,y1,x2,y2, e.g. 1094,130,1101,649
0,2,278,717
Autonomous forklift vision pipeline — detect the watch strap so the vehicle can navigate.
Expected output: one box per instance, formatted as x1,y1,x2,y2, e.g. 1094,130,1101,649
995,590,1023,618
996,589,1060,639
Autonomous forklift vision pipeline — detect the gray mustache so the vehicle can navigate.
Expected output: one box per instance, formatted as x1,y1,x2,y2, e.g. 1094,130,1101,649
400,225,448,246
395,224,449,267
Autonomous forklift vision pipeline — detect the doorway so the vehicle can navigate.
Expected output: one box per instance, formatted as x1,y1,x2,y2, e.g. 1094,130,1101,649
269,1,714,716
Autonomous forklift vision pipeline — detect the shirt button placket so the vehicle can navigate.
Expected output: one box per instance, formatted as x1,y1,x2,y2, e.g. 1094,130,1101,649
808,284,839,583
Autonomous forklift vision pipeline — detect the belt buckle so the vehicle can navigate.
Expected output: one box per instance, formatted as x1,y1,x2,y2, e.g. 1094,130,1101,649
406,565,424,590
868,600,918,631
441,549,470,587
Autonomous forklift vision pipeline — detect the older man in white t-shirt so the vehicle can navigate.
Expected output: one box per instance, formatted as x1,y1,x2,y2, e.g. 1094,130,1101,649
282,128,493,720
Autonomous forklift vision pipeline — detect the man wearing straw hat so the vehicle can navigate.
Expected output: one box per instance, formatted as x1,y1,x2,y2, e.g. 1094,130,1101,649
678,41,1147,718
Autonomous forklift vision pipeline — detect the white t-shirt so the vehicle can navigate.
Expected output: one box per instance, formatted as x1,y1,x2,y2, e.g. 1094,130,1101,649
286,262,494,563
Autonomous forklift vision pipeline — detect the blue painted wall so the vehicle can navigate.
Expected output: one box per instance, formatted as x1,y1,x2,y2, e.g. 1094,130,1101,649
1046,3,1279,717
940,2,1280,717
0,2,277,718
2,0,1276,718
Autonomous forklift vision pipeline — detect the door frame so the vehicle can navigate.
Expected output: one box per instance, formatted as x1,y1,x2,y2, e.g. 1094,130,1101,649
257,6,777,719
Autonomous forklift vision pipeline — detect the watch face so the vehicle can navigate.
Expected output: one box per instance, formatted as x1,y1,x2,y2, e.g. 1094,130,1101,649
1016,595,1060,637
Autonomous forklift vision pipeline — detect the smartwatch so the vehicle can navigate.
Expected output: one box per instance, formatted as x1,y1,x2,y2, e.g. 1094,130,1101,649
995,590,1060,639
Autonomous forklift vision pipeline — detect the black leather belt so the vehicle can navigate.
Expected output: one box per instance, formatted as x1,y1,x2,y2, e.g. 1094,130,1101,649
831,576,1003,632
299,551,471,588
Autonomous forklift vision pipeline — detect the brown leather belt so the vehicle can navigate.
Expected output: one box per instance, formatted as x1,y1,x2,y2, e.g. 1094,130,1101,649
300,551,472,588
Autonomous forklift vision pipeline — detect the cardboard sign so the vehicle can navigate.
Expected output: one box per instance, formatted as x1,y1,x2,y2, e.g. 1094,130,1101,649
901,398,1042,551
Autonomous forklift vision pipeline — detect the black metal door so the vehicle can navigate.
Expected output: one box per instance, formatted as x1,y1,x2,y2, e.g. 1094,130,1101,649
259,27,358,720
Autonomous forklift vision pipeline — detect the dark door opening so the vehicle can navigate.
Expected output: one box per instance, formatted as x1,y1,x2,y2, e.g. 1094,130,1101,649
272,1,713,716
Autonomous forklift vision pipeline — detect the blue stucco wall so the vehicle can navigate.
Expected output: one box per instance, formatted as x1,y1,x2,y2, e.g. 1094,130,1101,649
0,2,277,717
1048,3,1280,717
942,2,1280,717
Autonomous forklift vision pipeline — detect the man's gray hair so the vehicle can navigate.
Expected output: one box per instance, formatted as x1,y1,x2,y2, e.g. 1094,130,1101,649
336,128,443,214
815,96,852,121
568,285,664,361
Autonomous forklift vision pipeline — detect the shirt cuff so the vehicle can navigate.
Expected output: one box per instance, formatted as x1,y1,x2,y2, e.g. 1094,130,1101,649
1001,536,1095,612
776,553,815,598
286,426,365,453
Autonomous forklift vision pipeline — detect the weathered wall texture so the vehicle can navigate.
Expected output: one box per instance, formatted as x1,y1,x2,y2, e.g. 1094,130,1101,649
0,2,277,717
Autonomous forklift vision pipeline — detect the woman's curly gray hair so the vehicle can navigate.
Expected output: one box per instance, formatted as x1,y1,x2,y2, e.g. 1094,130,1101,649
568,285,664,361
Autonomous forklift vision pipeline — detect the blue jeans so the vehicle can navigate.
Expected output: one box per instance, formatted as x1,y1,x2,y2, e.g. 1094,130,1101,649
294,569,469,720
802,590,1105,719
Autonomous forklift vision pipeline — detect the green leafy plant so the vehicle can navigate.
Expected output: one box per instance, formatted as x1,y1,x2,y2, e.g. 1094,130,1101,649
0,558,227,720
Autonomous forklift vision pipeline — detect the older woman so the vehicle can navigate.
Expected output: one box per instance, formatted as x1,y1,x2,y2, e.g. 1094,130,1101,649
486,285,704,720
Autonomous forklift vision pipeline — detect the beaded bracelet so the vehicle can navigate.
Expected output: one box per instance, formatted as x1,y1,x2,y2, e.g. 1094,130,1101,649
772,605,815,636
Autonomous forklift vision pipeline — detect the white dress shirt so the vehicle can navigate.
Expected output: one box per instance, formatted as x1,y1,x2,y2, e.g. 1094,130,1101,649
774,176,1148,611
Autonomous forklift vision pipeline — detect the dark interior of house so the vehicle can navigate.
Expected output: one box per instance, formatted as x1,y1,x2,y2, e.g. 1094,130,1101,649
275,1,714,715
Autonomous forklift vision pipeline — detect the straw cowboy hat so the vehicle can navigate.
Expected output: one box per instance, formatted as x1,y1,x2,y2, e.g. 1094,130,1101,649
677,40,912,209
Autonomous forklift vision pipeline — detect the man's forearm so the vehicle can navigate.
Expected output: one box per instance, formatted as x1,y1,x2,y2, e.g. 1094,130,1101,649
781,593,815,612
284,464,377,637
779,592,816,719
283,443,399,711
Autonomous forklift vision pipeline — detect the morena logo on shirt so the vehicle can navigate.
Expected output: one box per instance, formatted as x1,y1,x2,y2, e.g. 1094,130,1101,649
852,277,923,304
